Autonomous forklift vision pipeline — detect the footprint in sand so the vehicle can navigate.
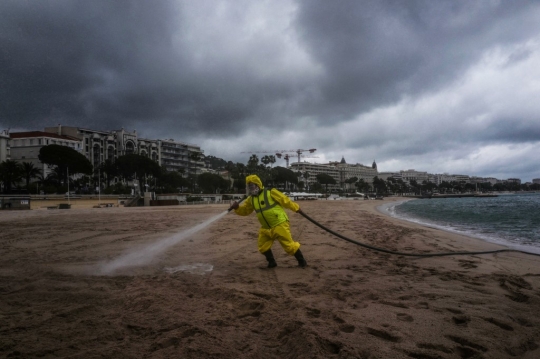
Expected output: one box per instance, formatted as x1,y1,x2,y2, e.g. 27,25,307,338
366,327,401,342
396,313,414,322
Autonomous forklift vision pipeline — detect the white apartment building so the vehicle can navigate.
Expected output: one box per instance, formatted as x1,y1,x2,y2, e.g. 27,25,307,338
9,131,83,178
400,169,429,184
291,158,378,191
44,125,204,176
0,130,10,162
333,158,378,190
290,161,341,191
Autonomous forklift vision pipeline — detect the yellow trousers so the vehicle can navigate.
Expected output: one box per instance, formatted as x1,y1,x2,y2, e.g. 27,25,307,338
257,221,300,255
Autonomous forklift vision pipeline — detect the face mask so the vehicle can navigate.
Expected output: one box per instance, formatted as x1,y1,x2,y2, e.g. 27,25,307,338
248,183,260,196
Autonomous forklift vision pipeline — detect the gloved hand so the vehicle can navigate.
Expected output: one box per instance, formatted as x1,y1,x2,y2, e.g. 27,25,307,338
297,208,304,215
230,201,239,210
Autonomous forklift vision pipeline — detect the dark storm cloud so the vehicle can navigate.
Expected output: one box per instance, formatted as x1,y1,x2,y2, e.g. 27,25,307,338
294,0,539,122
1,1,178,128
1,0,539,180
0,0,291,135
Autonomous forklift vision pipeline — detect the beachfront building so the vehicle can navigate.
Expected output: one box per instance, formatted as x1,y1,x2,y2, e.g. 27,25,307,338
377,172,399,181
0,130,10,162
44,125,204,177
290,161,341,192
158,138,204,176
399,169,429,184
330,157,378,190
506,178,521,185
9,131,83,178
533,178,540,185
291,158,378,192
44,125,139,171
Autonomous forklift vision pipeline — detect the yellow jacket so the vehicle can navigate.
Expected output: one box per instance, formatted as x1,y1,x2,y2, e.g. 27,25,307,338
235,175,300,229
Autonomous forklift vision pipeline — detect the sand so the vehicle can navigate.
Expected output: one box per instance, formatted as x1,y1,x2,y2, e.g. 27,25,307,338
1,198,539,358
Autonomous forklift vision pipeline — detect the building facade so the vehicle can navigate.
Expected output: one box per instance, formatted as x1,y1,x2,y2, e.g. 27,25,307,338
0,130,10,162
291,158,378,192
290,161,341,191
44,125,204,176
9,131,83,178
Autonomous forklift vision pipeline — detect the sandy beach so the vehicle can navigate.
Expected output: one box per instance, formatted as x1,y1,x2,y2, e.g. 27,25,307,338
1,198,539,358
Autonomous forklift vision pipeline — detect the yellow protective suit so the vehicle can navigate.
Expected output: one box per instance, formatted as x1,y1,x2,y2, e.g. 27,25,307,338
234,174,301,255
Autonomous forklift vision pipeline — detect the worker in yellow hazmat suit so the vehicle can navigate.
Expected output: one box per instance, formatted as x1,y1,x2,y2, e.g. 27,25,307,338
230,174,307,268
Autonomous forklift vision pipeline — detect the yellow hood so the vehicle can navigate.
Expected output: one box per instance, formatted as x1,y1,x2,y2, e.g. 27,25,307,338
246,174,264,189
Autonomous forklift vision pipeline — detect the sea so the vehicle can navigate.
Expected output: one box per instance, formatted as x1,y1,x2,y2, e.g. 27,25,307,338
379,192,540,255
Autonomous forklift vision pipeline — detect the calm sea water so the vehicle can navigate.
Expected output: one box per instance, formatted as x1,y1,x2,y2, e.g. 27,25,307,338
379,193,540,255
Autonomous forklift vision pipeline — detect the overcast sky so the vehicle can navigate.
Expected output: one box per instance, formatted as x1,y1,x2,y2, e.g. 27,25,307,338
1,0,539,181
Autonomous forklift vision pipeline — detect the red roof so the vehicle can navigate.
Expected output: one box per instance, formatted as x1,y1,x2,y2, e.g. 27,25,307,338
10,131,80,141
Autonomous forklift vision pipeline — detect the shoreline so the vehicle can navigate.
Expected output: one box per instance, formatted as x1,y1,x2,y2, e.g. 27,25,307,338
1,200,539,358
375,196,540,256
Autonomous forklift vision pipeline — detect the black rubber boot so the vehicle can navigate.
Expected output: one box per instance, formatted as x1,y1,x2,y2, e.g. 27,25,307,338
294,249,307,268
262,249,277,268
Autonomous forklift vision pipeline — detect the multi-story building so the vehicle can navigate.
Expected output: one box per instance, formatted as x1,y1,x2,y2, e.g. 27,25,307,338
44,125,204,176
158,138,204,176
0,130,10,162
400,169,429,184
453,174,470,183
330,157,378,190
533,178,540,185
506,178,521,185
44,125,139,170
9,131,83,178
290,161,341,191
291,157,378,192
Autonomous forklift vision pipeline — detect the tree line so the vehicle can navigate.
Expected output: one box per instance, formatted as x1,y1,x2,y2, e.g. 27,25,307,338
1,147,538,195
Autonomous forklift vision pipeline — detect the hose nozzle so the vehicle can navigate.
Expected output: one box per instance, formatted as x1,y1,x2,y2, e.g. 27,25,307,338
228,196,246,212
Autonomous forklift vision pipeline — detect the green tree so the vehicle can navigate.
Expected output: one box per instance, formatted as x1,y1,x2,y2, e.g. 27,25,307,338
0,160,23,194
355,179,370,193
38,145,92,182
231,163,247,193
159,169,190,193
273,166,298,190
99,158,118,187
21,162,42,190
372,176,387,194
344,176,358,193
197,172,230,193
116,154,161,192
247,154,259,174
316,173,336,194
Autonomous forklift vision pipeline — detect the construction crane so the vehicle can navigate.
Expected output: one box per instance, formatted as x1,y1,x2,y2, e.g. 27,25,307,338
241,148,317,167
275,153,318,167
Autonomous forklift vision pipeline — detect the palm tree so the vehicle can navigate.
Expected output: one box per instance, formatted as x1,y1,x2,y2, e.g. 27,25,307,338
21,162,42,190
0,160,23,194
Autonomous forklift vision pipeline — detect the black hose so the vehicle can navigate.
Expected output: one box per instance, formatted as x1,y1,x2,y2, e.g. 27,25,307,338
297,210,540,258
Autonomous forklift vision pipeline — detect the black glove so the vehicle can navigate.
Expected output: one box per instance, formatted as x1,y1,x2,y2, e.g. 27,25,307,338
297,208,304,215
230,201,239,210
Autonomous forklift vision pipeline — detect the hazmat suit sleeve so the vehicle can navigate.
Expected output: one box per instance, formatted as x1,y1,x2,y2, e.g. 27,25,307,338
234,196,255,216
270,189,300,212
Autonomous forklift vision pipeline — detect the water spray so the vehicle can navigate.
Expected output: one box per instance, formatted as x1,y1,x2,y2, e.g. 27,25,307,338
98,196,246,275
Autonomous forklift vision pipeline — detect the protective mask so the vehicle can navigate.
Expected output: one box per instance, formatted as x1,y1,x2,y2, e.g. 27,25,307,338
248,183,260,196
